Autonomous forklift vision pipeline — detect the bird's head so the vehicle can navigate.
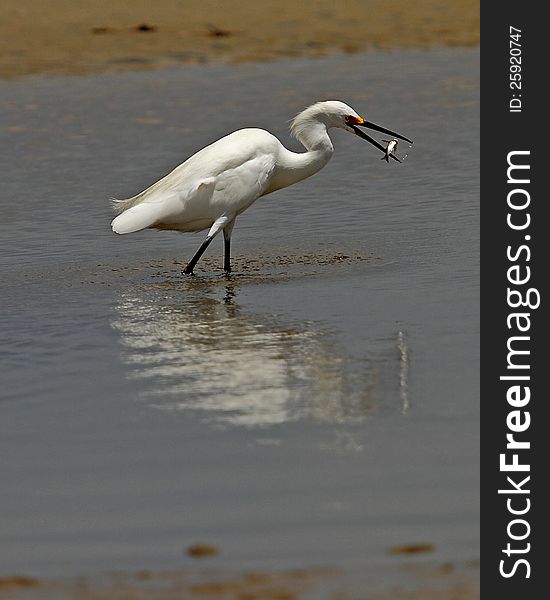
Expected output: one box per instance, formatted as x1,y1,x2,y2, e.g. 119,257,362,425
292,100,412,162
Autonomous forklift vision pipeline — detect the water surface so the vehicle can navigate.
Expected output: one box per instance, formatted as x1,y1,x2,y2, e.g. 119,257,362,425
0,49,479,586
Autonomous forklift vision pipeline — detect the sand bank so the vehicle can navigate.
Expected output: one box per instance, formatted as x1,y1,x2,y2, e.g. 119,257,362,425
0,562,479,599
2,0,479,78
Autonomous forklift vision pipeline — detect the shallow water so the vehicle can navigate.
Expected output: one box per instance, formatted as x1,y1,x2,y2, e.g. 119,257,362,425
0,49,479,584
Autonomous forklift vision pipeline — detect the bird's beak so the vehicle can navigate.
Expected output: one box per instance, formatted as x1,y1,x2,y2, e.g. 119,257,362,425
351,119,413,163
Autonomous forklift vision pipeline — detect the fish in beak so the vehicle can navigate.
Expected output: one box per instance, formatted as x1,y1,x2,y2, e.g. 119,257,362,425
349,118,413,163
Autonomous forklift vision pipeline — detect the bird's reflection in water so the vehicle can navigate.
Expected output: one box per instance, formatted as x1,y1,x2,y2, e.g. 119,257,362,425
111,279,407,428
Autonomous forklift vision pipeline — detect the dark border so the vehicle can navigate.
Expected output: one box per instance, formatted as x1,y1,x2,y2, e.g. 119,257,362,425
481,2,546,596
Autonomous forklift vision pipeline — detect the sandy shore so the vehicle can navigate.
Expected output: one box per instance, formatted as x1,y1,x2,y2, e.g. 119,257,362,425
0,562,479,599
2,0,479,78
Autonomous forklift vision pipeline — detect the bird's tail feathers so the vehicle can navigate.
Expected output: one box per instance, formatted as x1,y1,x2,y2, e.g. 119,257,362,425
111,202,161,234
110,196,140,215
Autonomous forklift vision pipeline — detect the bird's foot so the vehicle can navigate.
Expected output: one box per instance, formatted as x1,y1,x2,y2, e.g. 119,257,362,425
183,265,195,275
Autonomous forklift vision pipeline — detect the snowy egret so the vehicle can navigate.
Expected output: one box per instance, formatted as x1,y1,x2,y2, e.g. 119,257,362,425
111,100,412,274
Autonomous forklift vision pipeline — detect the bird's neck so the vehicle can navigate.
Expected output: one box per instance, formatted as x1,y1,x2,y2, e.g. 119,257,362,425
274,123,334,189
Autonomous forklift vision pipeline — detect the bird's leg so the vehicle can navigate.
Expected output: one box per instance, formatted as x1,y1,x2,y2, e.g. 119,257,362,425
223,219,236,273
183,236,215,274
183,214,234,275
223,238,231,272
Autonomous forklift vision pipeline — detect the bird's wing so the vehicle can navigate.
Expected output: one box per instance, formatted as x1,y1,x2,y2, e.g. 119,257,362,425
111,178,216,234
211,154,276,213
112,129,279,234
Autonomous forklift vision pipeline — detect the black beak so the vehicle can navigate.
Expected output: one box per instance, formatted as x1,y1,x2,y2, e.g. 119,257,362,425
351,120,413,163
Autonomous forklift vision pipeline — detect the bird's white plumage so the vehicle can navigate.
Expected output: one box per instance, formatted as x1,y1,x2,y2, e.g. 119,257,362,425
111,128,280,234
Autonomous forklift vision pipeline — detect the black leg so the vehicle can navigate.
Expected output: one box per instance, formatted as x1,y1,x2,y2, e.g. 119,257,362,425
223,222,234,273
223,236,231,272
183,235,214,275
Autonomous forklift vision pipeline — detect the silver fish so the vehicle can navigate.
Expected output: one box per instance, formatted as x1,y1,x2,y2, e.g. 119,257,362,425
381,139,398,163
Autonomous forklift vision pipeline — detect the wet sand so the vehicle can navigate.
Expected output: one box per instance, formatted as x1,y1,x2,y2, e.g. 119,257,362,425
0,562,479,599
2,0,479,78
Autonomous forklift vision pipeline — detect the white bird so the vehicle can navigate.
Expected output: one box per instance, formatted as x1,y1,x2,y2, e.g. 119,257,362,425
111,100,412,274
